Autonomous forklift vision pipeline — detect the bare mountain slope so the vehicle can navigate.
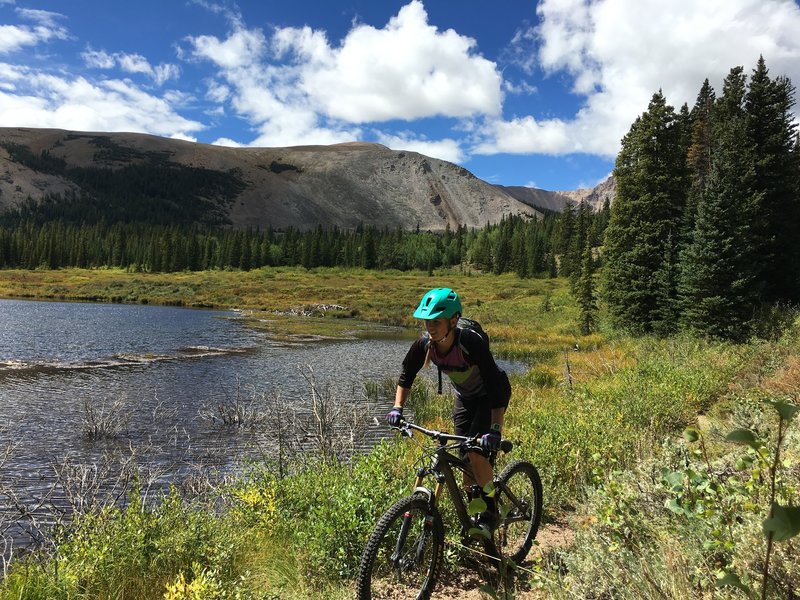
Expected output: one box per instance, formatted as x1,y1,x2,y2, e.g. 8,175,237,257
500,177,615,214
0,128,548,231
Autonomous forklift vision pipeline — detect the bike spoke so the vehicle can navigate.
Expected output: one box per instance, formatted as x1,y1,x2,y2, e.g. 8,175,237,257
492,461,542,564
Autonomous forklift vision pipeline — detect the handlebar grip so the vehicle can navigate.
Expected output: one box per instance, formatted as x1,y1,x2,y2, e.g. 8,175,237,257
500,440,513,453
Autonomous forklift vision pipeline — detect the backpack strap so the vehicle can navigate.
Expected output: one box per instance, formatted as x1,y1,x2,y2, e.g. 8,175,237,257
423,332,444,394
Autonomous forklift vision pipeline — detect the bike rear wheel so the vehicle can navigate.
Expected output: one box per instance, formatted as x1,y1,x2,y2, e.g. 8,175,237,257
356,494,445,600
492,459,542,564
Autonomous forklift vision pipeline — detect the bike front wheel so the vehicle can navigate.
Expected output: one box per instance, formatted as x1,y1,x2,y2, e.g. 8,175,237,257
492,459,543,564
356,494,445,600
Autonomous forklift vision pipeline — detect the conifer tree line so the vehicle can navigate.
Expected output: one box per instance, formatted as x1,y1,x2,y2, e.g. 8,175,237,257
0,207,607,277
603,57,800,340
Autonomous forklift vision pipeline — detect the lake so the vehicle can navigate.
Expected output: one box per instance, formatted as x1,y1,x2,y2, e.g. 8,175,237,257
0,298,421,542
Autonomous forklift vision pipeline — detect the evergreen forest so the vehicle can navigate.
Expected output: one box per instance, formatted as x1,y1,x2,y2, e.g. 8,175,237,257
0,207,609,280
603,56,800,340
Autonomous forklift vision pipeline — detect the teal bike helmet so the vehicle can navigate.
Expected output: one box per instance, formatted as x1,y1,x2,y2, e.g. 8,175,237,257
413,288,462,320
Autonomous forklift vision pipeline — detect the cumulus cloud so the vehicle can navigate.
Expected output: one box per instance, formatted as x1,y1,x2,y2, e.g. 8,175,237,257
188,28,266,70
82,48,115,69
374,131,464,163
81,47,180,85
211,137,243,147
185,0,495,155
205,80,230,103
0,63,203,138
276,0,502,123
478,0,800,159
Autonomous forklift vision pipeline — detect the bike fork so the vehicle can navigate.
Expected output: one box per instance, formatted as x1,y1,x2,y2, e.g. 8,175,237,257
391,512,414,565
391,510,435,567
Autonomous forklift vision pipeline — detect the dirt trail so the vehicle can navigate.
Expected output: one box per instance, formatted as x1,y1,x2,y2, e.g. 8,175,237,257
430,518,576,599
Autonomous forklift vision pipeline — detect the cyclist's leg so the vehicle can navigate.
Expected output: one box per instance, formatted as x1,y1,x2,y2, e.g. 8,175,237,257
468,452,493,488
453,401,473,487
454,398,497,526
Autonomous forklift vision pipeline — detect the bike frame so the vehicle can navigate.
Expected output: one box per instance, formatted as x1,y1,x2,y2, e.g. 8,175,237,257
401,421,500,531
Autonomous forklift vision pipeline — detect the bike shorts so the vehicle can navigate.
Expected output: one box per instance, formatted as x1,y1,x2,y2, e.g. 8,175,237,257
453,396,492,458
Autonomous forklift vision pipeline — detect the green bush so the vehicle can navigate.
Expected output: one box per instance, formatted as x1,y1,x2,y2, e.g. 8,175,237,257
1,490,248,599
272,442,409,584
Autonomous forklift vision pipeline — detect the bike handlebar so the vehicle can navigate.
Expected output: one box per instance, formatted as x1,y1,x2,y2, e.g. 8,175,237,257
394,419,514,453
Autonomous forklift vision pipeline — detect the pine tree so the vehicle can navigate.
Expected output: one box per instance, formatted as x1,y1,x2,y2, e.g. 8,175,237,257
470,229,492,271
685,79,716,238
555,205,576,277
745,56,800,301
567,202,591,290
361,227,377,269
493,217,512,274
679,66,762,339
511,222,528,278
576,245,598,335
602,91,689,333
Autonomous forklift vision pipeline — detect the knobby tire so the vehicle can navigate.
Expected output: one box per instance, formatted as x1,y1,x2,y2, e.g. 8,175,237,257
356,495,444,600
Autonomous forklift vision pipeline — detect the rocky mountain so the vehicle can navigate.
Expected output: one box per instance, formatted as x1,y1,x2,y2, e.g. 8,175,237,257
553,176,616,211
500,177,615,214
0,127,610,231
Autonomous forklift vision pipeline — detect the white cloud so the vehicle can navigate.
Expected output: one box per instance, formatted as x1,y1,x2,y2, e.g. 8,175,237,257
118,53,152,75
479,0,800,158
503,79,538,95
81,48,115,69
374,131,464,163
153,63,181,86
277,0,502,123
211,137,243,147
0,64,203,138
205,80,230,103
0,25,38,53
188,28,266,70
184,1,502,149
81,47,180,85
15,8,65,29
0,9,68,54
476,116,571,155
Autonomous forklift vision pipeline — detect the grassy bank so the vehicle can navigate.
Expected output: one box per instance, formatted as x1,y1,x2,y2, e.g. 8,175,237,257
0,267,797,599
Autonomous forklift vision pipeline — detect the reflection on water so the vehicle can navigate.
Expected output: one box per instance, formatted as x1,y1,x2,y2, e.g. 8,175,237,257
0,298,414,465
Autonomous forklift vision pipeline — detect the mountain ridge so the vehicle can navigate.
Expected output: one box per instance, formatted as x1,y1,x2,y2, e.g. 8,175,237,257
0,127,609,230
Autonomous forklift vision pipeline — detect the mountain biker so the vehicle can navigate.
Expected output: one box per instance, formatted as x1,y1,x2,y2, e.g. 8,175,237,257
387,287,510,530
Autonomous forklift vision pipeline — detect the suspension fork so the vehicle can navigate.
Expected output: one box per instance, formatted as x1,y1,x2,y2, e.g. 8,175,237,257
391,468,440,566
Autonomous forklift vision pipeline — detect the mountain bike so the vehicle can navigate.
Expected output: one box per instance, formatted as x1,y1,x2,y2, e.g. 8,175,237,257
356,419,543,600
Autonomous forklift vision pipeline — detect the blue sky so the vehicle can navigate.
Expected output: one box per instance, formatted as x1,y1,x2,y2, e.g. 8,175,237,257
1,0,799,191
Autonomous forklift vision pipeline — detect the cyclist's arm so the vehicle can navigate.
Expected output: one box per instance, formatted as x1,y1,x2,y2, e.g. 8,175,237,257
394,385,411,410
491,406,506,433
395,338,427,409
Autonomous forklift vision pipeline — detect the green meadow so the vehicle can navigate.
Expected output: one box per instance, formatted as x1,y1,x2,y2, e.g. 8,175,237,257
0,267,797,599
